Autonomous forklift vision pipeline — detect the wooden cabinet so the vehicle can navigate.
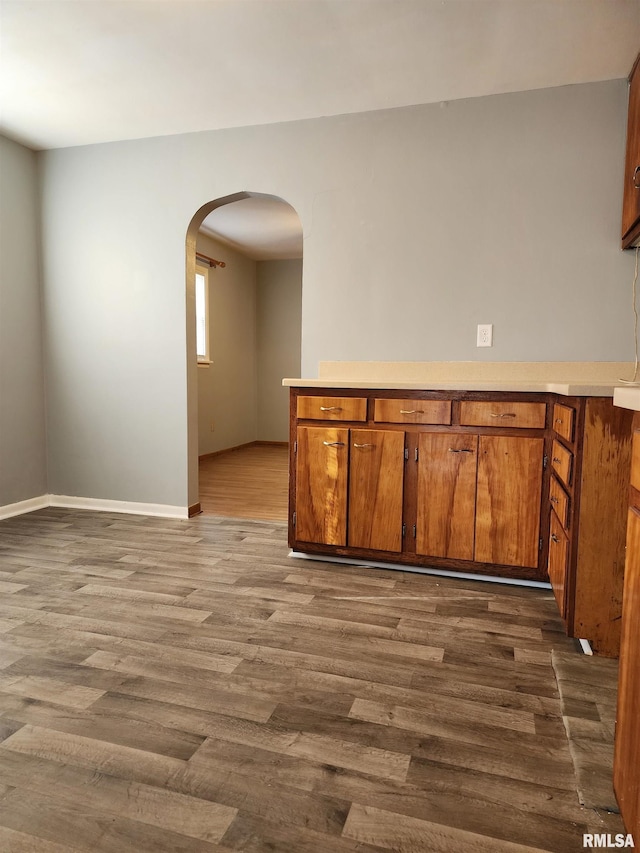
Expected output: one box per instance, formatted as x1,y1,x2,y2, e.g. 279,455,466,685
475,435,544,569
459,401,546,430
544,397,632,657
622,52,640,249
614,421,640,838
297,396,366,421
416,433,477,561
289,388,632,654
348,429,405,552
415,432,543,568
291,389,548,582
295,425,405,552
373,398,451,425
295,426,348,546
548,512,569,618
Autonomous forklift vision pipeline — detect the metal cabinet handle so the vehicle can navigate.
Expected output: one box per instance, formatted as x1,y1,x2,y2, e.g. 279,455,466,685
550,496,559,504
552,457,562,464
551,533,560,543
490,412,517,418
555,418,563,424
448,448,474,453
634,165,640,189
400,409,423,415
323,441,345,447
353,443,374,448
320,406,342,412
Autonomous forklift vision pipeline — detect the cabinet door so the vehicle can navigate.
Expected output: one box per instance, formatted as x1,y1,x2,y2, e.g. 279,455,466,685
348,429,404,552
614,507,640,840
295,426,348,546
475,436,544,568
548,512,569,619
416,433,478,560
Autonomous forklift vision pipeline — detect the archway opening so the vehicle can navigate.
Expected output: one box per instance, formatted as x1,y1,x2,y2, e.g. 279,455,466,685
185,192,303,518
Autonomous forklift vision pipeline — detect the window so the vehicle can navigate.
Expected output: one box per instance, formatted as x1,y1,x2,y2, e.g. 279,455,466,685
195,264,210,364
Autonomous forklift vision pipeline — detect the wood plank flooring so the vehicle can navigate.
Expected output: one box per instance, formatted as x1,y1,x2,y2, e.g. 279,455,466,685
198,445,288,521
0,508,625,852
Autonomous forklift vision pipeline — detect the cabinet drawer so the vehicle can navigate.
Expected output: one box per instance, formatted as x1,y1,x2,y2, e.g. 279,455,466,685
297,396,367,421
373,398,451,425
551,439,573,488
549,475,570,531
548,512,569,619
459,401,546,429
553,404,575,443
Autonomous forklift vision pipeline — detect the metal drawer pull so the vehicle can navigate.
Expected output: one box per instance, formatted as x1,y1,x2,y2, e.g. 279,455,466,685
323,441,345,447
555,418,563,424
399,409,423,414
319,406,342,412
552,457,562,464
353,443,374,448
551,533,560,543
490,412,517,418
550,496,559,503
634,165,640,190
449,448,474,453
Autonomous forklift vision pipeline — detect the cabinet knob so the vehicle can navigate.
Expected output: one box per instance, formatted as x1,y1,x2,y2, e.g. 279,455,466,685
322,441,345,447
634,165,640,190
555,418,563,424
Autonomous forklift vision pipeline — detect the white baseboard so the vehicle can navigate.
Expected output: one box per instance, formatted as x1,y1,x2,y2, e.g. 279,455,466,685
0,494,50,521
49,495,189,519
0,494,188,521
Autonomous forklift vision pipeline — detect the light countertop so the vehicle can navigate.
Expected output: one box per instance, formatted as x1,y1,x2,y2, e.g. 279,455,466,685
283,361,637,397
613,385,640,411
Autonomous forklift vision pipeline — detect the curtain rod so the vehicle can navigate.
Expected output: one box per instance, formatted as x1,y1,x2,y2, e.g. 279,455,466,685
196,252,226,269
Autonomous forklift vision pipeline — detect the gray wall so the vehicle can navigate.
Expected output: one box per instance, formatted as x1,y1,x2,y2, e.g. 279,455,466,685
0,135,47,506
257,259,302,441
38,80,635,507
196,233,258,455
196,246,301,453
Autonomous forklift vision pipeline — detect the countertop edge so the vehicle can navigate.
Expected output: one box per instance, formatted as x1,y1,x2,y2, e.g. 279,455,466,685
282,378,621,397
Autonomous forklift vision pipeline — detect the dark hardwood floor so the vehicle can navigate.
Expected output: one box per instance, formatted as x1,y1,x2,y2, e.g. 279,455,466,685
0,508,624,851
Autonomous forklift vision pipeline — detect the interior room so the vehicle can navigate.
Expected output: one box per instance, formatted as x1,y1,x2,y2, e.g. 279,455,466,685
1,2,640,850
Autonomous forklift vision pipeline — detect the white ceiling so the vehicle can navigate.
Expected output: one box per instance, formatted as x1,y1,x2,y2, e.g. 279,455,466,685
1,0,639,152
2,0,639,258
200,197,304,261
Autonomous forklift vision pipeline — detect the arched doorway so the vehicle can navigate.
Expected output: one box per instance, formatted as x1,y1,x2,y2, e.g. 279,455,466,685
185,192,303,517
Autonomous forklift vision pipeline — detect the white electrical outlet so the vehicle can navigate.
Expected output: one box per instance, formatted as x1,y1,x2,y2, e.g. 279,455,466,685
477,324,493,347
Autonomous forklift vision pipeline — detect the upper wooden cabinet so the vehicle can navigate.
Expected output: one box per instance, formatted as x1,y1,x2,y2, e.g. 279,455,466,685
622,52,640,248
